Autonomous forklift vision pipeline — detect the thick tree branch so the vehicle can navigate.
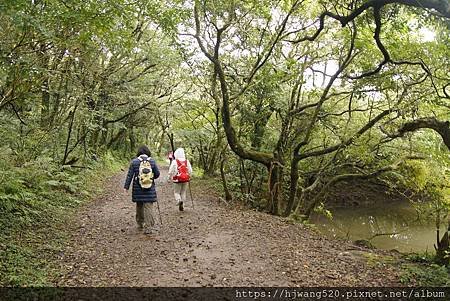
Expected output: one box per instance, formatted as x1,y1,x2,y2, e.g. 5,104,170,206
104,92,171,125
388,117,450,151
193,2,217,64
293,0,448,44
349,5,390,79
288,101,320,117
443,82,450,99
125,63,157,83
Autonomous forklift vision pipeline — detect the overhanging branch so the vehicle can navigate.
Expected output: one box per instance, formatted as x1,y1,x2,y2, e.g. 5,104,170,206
387,117,450,151
303,155,426,217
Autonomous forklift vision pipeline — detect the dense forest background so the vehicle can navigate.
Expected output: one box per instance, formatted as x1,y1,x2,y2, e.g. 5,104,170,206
0,0,449,285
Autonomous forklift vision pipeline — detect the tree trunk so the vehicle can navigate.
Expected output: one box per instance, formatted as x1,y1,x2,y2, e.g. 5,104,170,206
108,128,126,149
62,108,76,165
156,130,165,156
283,156,300,216
100,122,108,146
267,163,282,215
167,132,175,153
220,153,232,201
435,219,450,265
129,127,136,153
205,141,220,176
40,52,50,128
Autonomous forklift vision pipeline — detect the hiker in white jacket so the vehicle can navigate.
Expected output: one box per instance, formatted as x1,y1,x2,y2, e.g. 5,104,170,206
168,148,193,211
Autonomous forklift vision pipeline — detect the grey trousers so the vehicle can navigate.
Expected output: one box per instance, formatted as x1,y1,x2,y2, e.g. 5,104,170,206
173,182,188,204
136,201,156,230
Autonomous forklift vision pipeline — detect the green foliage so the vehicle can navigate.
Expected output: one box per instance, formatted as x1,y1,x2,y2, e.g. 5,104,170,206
313,202,333,220
192,166,205,178
0,243,50,286
0,151,126,286
401,252,450,286
406,252,436,264
395,158,450,241
400,263,450,286
0,1,181,285
399,159,432,191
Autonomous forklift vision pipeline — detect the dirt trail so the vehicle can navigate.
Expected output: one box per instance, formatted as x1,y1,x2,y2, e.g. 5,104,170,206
55,166,401,286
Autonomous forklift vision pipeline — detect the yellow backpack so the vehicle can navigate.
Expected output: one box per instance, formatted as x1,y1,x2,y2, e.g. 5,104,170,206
138,156,154,189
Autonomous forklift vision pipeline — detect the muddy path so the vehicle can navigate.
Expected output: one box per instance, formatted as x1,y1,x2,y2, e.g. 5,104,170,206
55,166,401,286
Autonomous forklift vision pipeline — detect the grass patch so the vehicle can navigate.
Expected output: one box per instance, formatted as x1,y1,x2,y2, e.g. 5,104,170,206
360,252,396,268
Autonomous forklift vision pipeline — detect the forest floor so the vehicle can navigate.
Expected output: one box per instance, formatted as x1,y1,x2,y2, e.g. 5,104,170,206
54,166,403,286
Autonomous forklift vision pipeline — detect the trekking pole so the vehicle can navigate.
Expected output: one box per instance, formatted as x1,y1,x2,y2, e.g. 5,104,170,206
156,200,163,226
188,181,195,210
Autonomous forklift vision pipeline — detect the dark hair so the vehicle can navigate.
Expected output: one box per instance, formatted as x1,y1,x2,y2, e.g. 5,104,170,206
136,145,151,157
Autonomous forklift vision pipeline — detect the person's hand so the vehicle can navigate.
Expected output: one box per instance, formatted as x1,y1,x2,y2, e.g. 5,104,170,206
123,188,128,194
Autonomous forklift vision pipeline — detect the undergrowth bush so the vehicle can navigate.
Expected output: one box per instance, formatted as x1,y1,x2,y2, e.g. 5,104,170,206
400,263,450,286
0,150,126,286
397,252,450,286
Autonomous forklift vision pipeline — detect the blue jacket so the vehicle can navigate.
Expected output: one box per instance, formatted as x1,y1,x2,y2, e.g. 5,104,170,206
124,155,160,202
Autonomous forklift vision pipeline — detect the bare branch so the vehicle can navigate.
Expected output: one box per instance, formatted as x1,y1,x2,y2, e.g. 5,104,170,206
288,101,320,117
8,103,28,125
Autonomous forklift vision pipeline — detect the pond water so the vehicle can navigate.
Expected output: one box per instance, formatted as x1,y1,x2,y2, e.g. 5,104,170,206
310,201,443,253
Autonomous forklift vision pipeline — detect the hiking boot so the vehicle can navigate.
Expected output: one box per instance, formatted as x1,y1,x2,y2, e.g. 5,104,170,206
178,201,184,211
137,223,144,231
143,229,153,235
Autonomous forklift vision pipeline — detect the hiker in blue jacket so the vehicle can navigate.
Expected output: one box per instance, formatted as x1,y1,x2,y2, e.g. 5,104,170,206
124,145,160,234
